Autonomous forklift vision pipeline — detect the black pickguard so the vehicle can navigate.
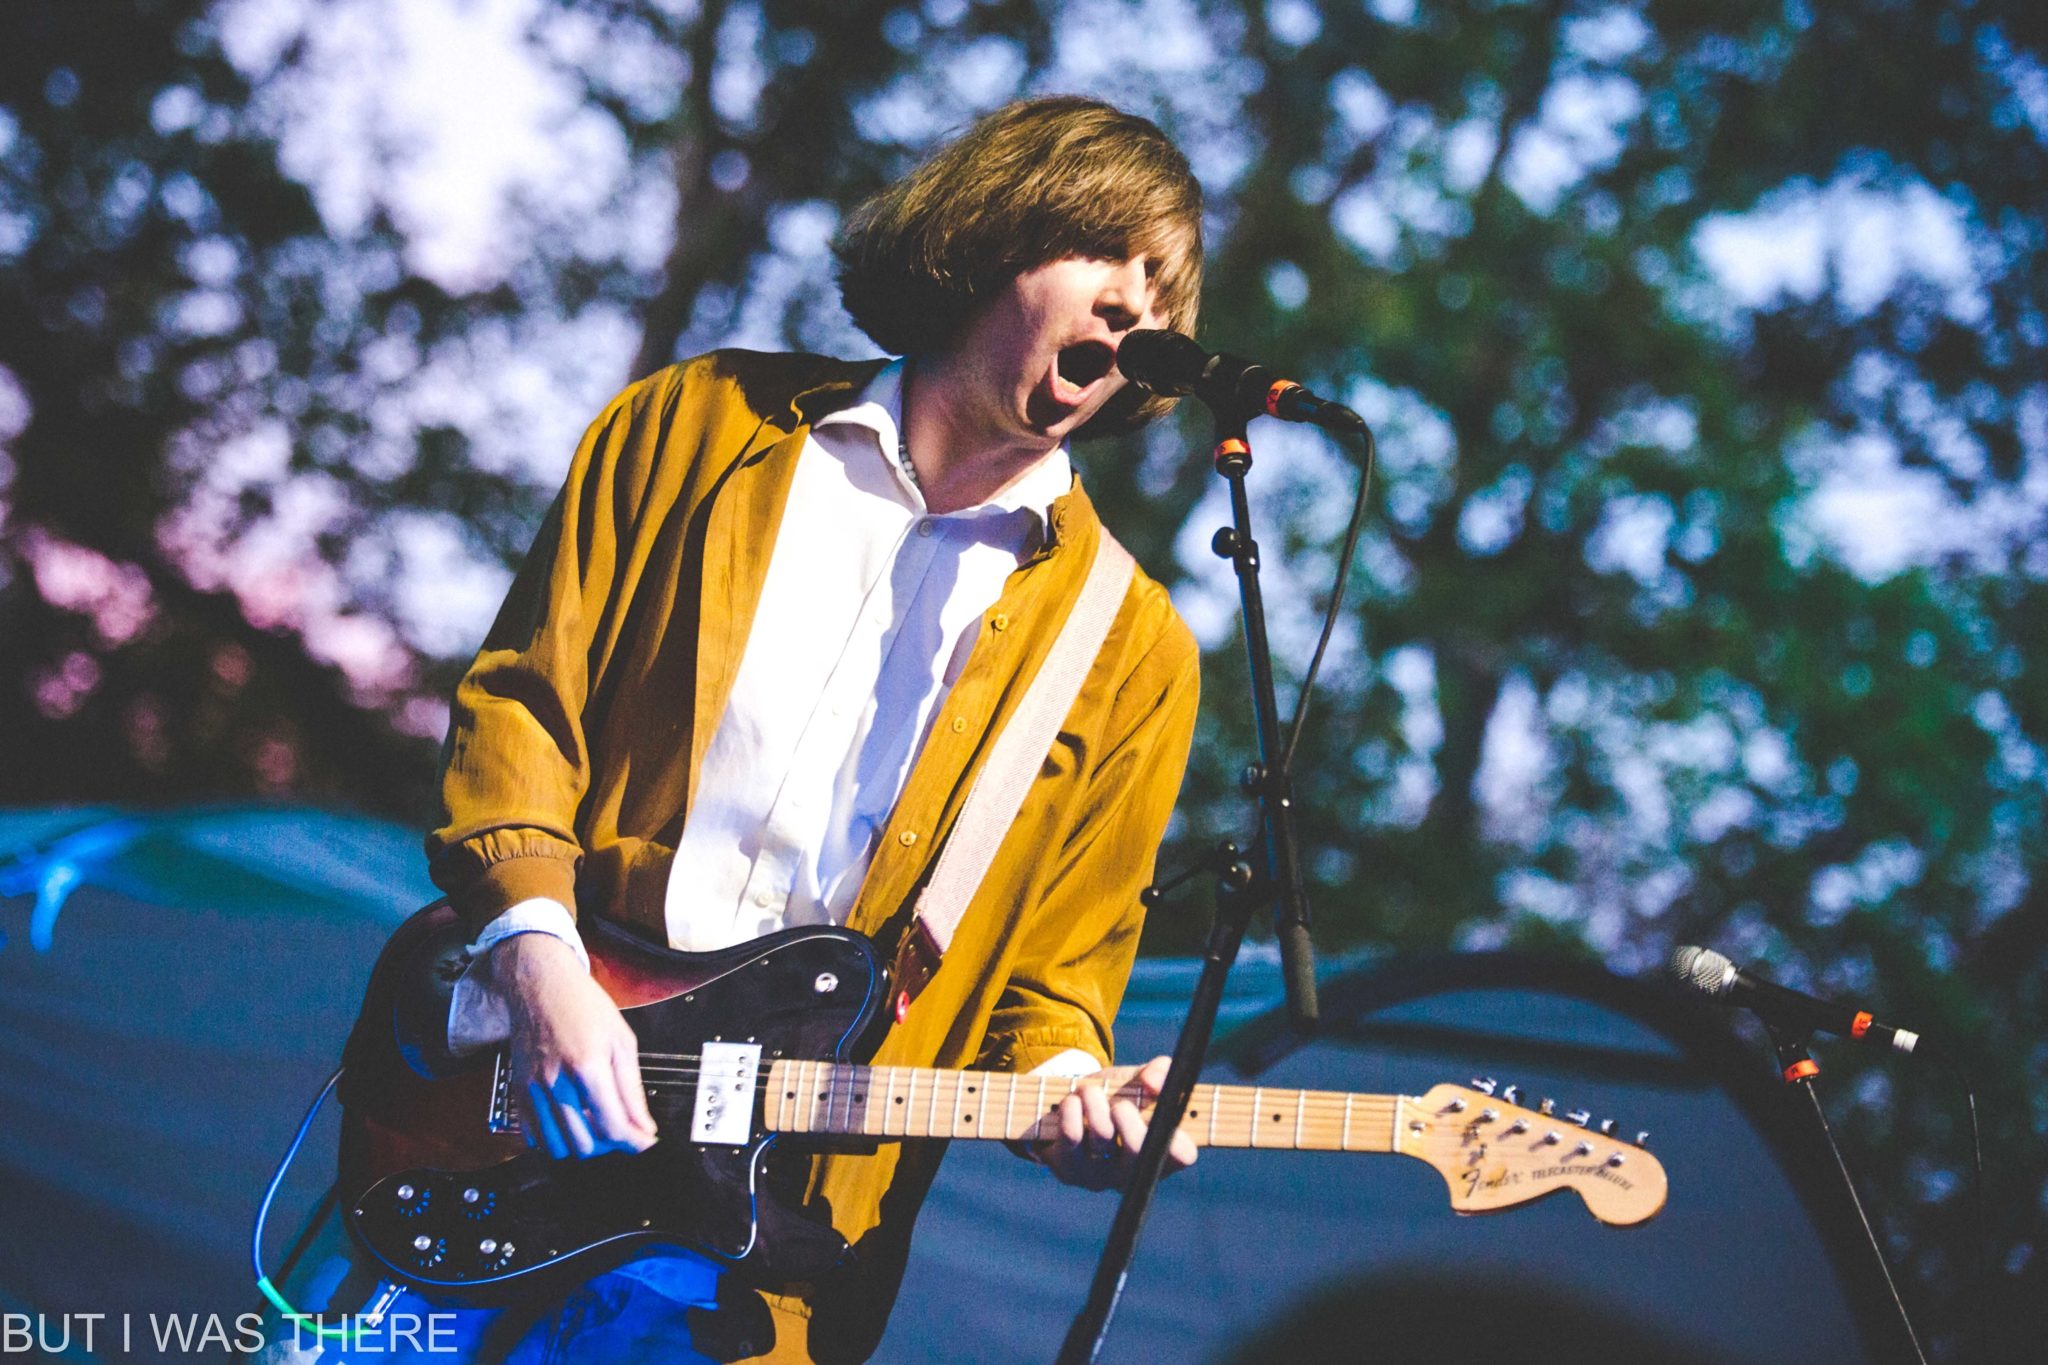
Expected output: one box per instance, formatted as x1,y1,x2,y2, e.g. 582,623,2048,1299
344,923,886,1305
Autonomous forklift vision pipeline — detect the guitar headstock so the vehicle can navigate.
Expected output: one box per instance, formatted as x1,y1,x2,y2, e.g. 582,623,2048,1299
1400,1081,1667,1227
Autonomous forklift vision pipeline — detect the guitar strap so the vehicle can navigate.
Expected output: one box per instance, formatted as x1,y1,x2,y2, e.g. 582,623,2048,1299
890,529,1136,1019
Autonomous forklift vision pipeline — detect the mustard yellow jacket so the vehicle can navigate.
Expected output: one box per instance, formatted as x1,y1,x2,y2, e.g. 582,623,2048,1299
426,350,1199,1360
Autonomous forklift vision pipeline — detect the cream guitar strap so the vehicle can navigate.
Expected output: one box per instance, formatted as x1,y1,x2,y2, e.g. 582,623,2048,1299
891,531,1136,1017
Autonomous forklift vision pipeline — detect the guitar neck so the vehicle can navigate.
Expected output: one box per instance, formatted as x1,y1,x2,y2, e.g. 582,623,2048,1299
764,1060,1403,1153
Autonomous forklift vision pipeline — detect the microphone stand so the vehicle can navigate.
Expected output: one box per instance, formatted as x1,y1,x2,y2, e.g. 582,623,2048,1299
1764,1021,1930,1365
1057,413,1320,1364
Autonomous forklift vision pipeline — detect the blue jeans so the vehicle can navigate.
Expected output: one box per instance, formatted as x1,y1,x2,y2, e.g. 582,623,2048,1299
256,1203,727,1364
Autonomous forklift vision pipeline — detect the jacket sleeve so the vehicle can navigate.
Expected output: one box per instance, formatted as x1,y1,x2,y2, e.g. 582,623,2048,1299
425,374,672,935
976,612,1201,1073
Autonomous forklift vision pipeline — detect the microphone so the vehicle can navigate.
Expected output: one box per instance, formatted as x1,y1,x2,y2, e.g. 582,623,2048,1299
1669,946,1931,1057
1116,330,1366,433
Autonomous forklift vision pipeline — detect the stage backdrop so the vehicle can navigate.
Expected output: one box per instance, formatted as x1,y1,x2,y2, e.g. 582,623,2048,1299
0,807,1890,1363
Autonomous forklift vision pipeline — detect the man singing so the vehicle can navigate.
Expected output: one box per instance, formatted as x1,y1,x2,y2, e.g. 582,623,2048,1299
279,95,1206,1364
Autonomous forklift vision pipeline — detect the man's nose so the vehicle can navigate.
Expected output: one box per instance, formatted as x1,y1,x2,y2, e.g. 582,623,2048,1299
1097,259,1157,332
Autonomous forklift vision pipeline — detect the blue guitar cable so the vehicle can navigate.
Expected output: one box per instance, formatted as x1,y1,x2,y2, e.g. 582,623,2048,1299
251,1066,384,1344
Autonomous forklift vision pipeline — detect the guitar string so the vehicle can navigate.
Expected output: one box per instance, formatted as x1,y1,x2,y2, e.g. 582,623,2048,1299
630,1064,1406,1113
624,1075,1406,1123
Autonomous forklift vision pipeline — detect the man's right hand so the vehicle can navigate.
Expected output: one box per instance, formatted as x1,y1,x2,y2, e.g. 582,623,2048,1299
485,933,659,1158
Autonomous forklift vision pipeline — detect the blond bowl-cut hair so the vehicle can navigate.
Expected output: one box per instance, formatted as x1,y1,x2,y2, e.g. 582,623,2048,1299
835,96,1204,437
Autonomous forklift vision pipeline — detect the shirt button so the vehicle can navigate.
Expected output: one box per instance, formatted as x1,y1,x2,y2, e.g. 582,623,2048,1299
897,830,919,848
990,613,1009,632
918,520,935,537
753,889,774,908
950,716,967,734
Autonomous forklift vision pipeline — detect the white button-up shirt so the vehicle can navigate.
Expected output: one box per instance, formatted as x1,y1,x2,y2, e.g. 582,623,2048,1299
450,362,1100,1074
661,359,1067,947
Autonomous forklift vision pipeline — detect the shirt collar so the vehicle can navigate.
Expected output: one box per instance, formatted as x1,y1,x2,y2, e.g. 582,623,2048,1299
811,359,1073,523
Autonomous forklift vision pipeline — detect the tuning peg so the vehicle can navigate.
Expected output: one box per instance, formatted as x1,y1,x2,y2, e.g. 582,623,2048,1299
1539,1098,1556,1116
1635,1130,1651,1148
1469,1077,1497,1096
1502,1084,1521,1105
1598,1118,1616,1136
1567,1108,1591,1126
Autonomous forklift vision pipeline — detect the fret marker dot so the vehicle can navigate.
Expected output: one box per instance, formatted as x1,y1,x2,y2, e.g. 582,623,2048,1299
894,1097,904,1105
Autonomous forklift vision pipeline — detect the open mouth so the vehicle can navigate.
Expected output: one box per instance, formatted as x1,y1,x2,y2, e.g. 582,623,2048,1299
1056,341,1116,389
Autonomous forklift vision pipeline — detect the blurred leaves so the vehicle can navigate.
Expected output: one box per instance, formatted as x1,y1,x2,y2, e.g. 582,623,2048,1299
2,0,2046,1355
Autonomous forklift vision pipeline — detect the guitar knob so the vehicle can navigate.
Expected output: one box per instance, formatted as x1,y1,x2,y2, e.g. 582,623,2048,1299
396,1184,415,1202
1469,1077,1497,1096
463,1187,481,1205
413,1235,432,1252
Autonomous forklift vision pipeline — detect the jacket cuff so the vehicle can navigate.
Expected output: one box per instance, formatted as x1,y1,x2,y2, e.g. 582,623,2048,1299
980,1025,1108,1076
451,853,580,937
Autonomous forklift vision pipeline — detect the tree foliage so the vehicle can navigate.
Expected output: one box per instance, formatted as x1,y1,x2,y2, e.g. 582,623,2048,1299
3,0,2045,1355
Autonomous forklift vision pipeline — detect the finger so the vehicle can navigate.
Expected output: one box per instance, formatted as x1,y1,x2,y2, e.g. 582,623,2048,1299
1057,1092,1089,1149
1078,1082,1116,1145
570,1057,641,1152
1168,1127,1199,1170
1110,1097,1149,1157
549,1074,599,1157
526,1079,571,1160
614,1042,657,1140
1137,1055,1172,1096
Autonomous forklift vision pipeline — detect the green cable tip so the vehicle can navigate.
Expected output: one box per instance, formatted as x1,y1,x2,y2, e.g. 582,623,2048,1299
256,1276,367,1342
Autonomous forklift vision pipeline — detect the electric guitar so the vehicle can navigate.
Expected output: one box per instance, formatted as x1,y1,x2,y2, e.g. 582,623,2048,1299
337,904,1668,1305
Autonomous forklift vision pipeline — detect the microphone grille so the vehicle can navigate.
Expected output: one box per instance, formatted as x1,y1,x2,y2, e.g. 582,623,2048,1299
1670,945,1736,998
1114,329,1205,397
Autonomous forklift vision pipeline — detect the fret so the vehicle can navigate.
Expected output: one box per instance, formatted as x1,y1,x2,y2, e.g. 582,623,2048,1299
761,1059,1405,1153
